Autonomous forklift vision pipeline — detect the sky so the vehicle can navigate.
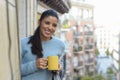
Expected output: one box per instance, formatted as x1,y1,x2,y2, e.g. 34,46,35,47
87,0,120,29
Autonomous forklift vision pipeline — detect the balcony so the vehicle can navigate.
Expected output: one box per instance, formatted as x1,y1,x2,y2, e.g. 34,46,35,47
74,51,83,55
85,65,95,72
85,44,93,49
74,31,83,38
73,45,82,53
85,37,94,44
78,61,84,66
84,31,93,35
74,61,84,70
85,58,94,65
39,0,70,14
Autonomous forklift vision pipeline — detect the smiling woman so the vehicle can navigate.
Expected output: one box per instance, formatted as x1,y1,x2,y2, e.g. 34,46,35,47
40,16,58,41
21,9,65,80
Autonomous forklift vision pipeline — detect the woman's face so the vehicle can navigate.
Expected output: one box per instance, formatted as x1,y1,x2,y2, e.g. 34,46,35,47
39,16,58,41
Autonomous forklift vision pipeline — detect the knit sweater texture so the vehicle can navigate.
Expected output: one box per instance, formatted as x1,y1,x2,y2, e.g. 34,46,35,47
21,36,65,80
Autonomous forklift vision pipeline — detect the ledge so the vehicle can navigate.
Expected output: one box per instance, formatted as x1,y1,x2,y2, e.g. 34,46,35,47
39,0,70,14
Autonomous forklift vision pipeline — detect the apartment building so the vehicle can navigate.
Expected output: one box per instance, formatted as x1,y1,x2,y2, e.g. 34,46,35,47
95,26,115,51
112,31,120,80
59,0,95,79
95,26,120,79
71,0,95,76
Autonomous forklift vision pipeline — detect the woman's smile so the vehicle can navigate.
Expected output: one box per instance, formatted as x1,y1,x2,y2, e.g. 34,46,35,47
40,16,58,41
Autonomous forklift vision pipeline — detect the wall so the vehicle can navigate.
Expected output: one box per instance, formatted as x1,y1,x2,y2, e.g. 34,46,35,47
0,0,21,80
18,0,37,38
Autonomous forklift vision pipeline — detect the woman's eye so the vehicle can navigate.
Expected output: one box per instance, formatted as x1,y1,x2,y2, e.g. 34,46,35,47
45,21,50,25
53,24,57,27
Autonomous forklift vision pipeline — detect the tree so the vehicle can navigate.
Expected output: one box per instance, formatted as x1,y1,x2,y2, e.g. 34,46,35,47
81,74,105,80
106,67,114,80
95,48,99,56
92,74,105,80
81,76,92,80
105,48,110,56
107,67,114,74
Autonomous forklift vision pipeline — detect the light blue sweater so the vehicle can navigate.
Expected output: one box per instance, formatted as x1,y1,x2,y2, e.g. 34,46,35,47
21,36,65,80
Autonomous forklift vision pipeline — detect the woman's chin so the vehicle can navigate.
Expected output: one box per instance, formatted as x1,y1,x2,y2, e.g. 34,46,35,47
44,36,51,40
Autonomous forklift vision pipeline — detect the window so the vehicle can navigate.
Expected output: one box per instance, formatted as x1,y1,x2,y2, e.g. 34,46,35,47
37,12,41,26
83,9,89,19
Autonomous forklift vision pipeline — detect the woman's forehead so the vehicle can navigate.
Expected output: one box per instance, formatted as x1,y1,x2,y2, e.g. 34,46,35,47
42,16,58,22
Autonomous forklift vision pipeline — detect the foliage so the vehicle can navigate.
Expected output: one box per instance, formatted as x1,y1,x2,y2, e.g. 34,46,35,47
81,76,92,80
63,23,69,29
107,67,114,74
105,48,110,56
81,74,105,80
73,45,82,52
95,48,99,56
62,19,69,29
78,46,82,51
92,74,105,80
74,75,81,80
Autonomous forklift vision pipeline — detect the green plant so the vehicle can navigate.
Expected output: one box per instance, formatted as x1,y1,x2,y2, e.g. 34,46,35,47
95,48,99,56
73,45,82,52
107,67,114,74
92,74,105,80
105,48,110,56
62,19,69,29
78,46,82,51
80,73,105,80
81,76,92,80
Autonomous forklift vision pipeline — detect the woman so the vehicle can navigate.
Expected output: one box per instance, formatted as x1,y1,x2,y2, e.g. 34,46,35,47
21,9,65,80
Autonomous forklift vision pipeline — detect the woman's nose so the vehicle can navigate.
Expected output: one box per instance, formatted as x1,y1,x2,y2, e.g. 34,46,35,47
48,25,53,30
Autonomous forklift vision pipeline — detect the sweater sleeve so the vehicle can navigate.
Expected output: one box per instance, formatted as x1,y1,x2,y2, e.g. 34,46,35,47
21,60,38,76
20,38,39,76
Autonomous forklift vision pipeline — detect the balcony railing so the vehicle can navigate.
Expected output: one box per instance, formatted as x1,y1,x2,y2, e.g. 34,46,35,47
78,61,84,66
74,32,82,37
84,31,93,35
85,58,94,65
85,44,93,49
73,45,82,52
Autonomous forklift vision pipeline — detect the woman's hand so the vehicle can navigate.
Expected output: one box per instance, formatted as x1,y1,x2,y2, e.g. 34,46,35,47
36,58,48,69
58,63,62,71
52,63,62,72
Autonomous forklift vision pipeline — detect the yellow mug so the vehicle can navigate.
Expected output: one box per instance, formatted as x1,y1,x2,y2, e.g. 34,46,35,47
47,56,58,70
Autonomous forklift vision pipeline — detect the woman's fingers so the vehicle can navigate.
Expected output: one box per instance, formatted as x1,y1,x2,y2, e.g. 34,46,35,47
36,58,48,69
39,65,47,69
38,58,48,63
36,58,63,70
58,64,62,71
39,62,47,66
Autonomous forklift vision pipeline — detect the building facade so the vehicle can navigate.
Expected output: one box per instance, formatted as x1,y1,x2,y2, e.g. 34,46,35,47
59,0,95,79
71,1,95,76
95,26,115,51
